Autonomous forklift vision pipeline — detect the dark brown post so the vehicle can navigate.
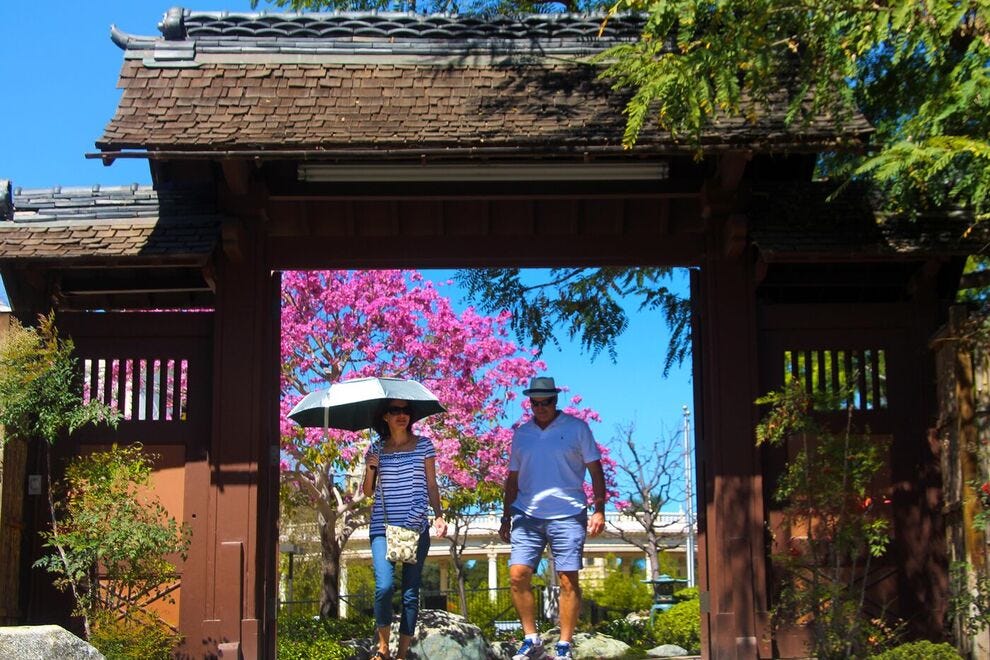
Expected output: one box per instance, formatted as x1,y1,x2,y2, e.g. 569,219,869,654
695,234,769,659
198,216,279,659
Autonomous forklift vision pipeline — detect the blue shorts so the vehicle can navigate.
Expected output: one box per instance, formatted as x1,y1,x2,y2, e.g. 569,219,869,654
509,510,588,572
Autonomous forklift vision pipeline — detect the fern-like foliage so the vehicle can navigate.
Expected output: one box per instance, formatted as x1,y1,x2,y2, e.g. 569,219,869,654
600,0,990,215
456,267,690,371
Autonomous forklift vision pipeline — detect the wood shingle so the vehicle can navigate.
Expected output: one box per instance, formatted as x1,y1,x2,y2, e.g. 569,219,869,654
96,9,873,158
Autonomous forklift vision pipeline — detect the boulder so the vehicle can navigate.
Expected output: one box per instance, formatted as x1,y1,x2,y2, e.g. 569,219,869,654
625,611,651,624
488,639,519,659
349,609,491,660
0,625,104,660
342,638,373,659
646,644,689,657
539,629,632,659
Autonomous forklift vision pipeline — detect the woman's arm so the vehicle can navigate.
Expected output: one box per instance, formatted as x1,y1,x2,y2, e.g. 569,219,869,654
362,452,379,497
424,456,447,537
424,456,443,518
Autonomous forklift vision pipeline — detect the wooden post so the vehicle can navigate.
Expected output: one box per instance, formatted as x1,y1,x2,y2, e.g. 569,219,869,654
695,236,769,659
197,218,279,659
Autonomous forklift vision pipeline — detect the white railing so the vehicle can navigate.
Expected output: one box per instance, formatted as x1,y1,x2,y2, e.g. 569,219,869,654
281,511,693,546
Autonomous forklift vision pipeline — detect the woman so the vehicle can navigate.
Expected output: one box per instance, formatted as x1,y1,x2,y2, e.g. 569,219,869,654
363,399,447,660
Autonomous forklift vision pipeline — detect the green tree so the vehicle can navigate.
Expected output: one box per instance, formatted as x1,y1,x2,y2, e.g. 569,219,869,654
35,444,191,655
601,1,990,219
756,381,896,658
0,314,118,638
455,268,689,372
588,555,654,612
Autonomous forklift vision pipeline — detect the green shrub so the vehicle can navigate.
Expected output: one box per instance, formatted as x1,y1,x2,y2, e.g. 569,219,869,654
89,614,181,660
652,598,701,654
595,618,656,649
588,569,654,613
462,589,516,638
277,637,350,660
870,640,963,659
278,612,374,641
276,613,370,660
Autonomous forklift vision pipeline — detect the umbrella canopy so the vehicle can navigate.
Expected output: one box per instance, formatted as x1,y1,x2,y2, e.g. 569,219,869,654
287,376,445,431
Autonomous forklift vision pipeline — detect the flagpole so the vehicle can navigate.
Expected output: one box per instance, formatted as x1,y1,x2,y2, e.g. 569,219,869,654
683,405,695,588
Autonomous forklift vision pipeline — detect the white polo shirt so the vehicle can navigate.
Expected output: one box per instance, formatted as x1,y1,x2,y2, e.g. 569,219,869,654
508,411,601,519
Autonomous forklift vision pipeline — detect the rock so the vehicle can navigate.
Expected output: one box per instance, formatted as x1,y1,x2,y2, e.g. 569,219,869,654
350,609,491,660
646,643,689,657
538,629,632,659
0,625,104,660
488,639,519,659
625,611,651,624
342,638,373,659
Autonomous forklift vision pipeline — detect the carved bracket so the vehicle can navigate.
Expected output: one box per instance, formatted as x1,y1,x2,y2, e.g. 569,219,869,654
723,214,749,258
222,219,246,263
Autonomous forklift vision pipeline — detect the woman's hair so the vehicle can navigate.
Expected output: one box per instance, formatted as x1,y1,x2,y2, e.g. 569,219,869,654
372,399,412,439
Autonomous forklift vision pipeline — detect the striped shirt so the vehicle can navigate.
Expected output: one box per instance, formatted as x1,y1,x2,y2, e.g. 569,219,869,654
366,436,436,536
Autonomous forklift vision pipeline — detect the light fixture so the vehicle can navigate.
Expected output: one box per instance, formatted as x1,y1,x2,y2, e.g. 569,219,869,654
297,162,669,183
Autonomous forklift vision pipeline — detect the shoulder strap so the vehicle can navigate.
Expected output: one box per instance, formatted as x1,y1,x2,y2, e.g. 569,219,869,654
374,442,390,525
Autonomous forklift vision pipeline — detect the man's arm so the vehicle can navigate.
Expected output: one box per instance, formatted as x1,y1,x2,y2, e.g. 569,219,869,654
498,470,519,543
586,460,606,536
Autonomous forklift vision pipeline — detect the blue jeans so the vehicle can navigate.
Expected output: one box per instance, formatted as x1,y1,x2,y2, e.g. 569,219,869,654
371,529,431,634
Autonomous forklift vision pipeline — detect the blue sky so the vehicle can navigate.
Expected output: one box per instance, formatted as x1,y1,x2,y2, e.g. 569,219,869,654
0,1,696,508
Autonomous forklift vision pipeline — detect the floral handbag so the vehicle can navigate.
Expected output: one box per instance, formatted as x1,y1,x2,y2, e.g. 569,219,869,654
376,450,420,564
385,523,420,564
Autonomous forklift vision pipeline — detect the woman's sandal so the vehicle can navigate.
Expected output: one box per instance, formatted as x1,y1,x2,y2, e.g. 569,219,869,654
372,651,392,660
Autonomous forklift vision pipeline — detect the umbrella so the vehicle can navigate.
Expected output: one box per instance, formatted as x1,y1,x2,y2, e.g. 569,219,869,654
287,376,445,431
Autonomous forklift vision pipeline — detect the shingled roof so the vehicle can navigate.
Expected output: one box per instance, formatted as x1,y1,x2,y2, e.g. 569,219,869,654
96,7,872,159
0,185,221,264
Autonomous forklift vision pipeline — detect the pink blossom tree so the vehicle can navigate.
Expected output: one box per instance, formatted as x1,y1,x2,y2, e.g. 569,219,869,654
280,269,616,618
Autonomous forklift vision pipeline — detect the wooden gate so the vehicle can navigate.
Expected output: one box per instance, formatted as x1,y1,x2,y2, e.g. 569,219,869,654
35,311,214,639
759,302,946,655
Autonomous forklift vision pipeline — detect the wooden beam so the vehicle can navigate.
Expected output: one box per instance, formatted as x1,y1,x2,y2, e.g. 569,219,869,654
714,150,752,192
268,234,705,270
960,269,990,290
221,160,252,197
700,151,752,219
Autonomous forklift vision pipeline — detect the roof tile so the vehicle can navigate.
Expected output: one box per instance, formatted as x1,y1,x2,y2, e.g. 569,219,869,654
0,186,221,263
98,12,873,156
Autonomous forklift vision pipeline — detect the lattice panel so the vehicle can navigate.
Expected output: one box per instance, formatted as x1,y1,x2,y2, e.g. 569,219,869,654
783,348,888,410
82,358,189,422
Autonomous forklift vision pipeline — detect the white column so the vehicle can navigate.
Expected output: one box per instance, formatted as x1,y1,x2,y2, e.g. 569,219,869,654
645,553,655,579
340,559,349,618
488,552,499,601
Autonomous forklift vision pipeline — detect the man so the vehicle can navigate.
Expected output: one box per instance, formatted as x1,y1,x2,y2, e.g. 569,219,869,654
499,376,607,660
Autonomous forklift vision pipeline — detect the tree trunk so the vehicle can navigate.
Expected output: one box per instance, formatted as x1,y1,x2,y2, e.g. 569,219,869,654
319,511,341,619
447,537,469,616
645,536,660,581
456,563,468,618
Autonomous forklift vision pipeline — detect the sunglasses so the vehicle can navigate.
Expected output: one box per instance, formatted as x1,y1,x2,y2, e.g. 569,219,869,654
386,406,410,415
530,398,556,408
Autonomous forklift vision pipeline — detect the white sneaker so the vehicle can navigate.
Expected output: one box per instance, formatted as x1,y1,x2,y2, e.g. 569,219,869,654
512,637,545,659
